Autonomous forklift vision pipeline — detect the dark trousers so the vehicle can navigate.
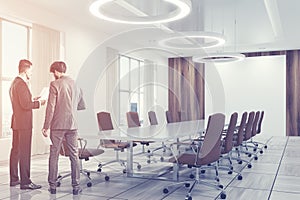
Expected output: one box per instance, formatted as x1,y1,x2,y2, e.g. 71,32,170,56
9,129,32,185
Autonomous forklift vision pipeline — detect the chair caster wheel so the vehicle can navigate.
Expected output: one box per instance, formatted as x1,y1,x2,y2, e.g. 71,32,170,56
219,184,223,189
238,160,243,164
185,183,190,187
260,150,263,154
105,176,110,181
87,182,92,187
97,168,102,172
147,150,151,153
228,171,233,175
87,172,90,176
189,174,195,179
137,164,142,170
215,178,220,182
123,169,126,173
163,188,169,194
200,170,206,174
238,175,243,180
264,145,267,149
160,157,164,162
254,157,258,160
220,192,226,199
253,148,257,152
248,164,252,168
185,196,192,200
56,182,61,187
248,154,252,157
147,160,151,164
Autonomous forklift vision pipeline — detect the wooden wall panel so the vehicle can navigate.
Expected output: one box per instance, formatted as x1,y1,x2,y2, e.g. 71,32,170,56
286,50,300,136
168,57,205,120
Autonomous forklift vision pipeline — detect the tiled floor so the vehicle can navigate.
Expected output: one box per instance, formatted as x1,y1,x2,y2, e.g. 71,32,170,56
1,136,300,200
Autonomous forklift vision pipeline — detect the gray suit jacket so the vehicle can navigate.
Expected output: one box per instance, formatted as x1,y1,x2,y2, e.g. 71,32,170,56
43,76,86,130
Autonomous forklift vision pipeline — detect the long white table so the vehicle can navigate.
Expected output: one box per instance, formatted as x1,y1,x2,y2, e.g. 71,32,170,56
97,120,206,180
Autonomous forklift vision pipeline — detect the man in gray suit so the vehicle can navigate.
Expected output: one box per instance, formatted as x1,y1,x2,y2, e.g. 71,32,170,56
42,61,86,195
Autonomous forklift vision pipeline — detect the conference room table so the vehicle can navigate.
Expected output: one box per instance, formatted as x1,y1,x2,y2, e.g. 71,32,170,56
97,119,206,181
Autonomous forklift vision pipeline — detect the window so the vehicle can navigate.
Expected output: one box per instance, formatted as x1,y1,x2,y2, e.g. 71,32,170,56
119,55,144,125
0,19,31,138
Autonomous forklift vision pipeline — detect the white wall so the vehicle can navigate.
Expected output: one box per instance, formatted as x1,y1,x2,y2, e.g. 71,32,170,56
205,55,286,137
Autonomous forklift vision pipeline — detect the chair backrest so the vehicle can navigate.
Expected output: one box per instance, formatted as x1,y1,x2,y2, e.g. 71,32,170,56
97,112,114,131
197,113,225,165
222,112,238,153
96,111,116,145
243,111,255,141
251,111,260,137
166,110,179,123
148,111,158,125
257,111,264,134
126,112,140,127
235,111,248,146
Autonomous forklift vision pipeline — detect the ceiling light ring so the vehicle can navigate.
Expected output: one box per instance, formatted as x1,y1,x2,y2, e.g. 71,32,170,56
89,0,192,25
158,31,226,49
192,53,245,63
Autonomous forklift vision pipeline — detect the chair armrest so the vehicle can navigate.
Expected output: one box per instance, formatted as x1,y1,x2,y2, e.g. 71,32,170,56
78,138,87,157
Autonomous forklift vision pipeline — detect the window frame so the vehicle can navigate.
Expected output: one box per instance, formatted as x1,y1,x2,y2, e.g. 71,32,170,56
0,18,32,138
118,54,144,126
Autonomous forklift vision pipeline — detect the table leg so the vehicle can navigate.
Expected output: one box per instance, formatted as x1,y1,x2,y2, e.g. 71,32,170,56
126,140,133,176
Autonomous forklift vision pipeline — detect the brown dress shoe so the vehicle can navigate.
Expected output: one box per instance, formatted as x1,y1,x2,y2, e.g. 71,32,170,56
20,182,42,190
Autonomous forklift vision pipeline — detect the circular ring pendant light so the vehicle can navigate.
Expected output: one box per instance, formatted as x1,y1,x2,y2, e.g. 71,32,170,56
89,0,192,24
158,31,226,49
192,53,245,63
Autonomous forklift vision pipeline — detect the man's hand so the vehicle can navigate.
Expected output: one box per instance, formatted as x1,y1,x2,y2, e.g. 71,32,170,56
42,129,48,137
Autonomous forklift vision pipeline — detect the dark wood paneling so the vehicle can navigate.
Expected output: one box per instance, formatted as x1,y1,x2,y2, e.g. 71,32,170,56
168,57,205,120
243,51,285,57
286,50,300,136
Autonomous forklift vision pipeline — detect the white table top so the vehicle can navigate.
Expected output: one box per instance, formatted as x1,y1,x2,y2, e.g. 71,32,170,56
96,120,206,141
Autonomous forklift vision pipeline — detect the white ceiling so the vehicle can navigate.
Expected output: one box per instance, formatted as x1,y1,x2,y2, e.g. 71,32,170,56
20,0,300,56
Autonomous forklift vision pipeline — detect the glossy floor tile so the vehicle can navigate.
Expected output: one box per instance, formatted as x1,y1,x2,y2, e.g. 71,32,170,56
1,136,300,199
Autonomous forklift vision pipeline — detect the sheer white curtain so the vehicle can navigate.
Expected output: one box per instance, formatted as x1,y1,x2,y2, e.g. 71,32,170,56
31,24,61,154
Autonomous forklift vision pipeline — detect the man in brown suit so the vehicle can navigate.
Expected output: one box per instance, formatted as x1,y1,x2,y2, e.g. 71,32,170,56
42,61,86,195
9,59,46,190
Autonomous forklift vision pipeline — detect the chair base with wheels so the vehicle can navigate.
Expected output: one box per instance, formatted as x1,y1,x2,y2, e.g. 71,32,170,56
57,139,110,187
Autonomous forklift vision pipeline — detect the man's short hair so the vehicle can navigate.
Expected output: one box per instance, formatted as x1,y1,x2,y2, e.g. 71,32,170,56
18,59,32,73
50,61,67,73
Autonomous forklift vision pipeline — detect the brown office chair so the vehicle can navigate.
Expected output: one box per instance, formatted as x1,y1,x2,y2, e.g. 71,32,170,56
97,112,141,173
232,111,252,168
248,111,267,153
219,112,243,180
148,111,158,125
163,113,226,200
126,111,155,163
57,138,109,187
241,111,259,160
148,111,172,161
255,111,267,149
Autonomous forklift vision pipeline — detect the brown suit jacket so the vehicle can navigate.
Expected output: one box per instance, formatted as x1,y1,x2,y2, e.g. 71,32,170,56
43,76,86,130
10,77,40,130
